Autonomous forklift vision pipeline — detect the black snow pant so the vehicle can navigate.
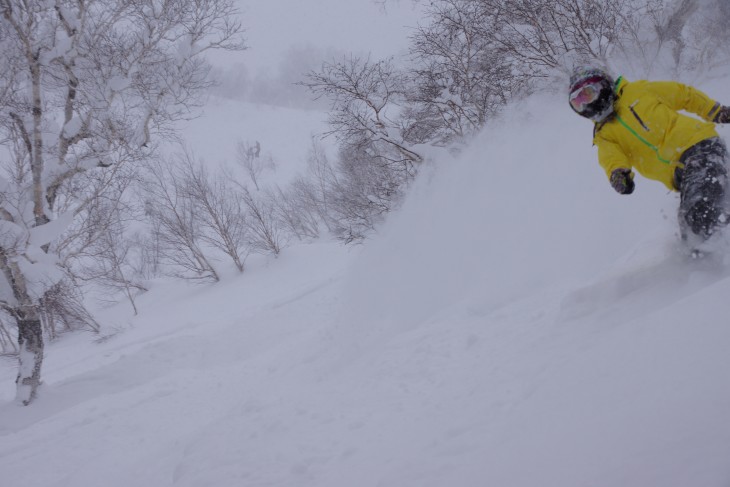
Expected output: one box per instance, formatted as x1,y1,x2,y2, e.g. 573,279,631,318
674,137,730,240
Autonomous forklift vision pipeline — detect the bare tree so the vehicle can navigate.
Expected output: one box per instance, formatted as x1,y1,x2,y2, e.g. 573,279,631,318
301,140,339,231
0,0,244,404
131,229,163,282
301,56,422,242
238,186,284,256
303,55,422,172
39,279,101,338
405,0,524,145
330,145,410,242
61,169,156,312
478,0,630,74
181,153,249,272
236,140,275,191
271,140,345,240
0,313,18,354
75,223,148,316
142,156,220,282
283,138,407,242
52,159,147,316
269,183,322,241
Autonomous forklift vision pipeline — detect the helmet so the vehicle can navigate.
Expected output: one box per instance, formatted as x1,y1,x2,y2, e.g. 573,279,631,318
569,66,616,122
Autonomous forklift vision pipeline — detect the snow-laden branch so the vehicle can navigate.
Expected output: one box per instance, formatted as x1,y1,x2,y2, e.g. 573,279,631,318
0,0,245,405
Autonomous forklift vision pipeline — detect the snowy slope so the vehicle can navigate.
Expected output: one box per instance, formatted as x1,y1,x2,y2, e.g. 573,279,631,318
2,1,730,484
2,88,730,486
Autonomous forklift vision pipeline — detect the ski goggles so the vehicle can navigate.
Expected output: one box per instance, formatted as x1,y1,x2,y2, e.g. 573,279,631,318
569,80,604,112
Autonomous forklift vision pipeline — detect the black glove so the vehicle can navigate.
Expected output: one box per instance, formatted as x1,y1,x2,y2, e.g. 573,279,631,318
610,168,635,195
713,105,730,124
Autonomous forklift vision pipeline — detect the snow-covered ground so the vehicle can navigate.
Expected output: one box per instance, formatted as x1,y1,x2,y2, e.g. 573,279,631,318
2,2,730,486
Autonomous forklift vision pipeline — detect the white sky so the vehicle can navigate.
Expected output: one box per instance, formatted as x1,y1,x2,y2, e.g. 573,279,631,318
213,0,421,71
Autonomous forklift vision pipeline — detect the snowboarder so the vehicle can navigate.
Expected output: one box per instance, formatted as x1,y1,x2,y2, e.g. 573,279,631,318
568,66,730,250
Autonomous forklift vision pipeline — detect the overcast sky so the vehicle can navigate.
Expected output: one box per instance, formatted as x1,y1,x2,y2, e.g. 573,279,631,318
220,0,422,72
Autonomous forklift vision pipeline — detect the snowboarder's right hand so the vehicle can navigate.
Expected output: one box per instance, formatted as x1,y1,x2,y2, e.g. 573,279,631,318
610,168,635,195
713,105,730,124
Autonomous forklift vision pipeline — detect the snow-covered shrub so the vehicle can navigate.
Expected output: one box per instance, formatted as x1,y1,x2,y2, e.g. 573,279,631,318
0,0,244,404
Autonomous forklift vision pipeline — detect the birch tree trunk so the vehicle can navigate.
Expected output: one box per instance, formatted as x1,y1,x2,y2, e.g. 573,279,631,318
16,313,43,406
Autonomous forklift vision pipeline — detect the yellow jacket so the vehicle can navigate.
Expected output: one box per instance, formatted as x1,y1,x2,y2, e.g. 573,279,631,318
594,77,721,191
